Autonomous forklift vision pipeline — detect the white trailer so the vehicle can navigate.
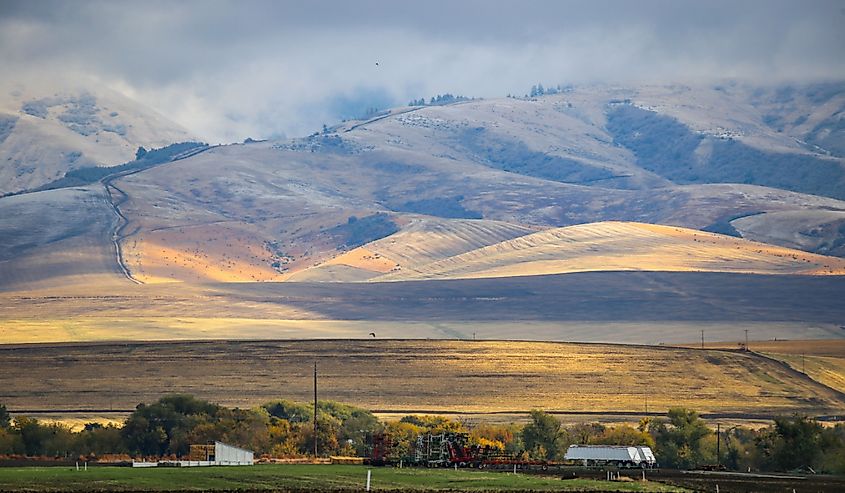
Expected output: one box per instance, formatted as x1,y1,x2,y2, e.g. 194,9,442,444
636,446,656,465
564,445,657,468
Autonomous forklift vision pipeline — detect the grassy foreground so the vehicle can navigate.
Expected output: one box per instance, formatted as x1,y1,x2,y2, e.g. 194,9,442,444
0,464,683,492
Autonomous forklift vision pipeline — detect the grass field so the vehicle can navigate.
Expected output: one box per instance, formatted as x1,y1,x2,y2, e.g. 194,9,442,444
2,272,845,345
767,353,845,396
682,340,845,395
0,464,683,492
2,340,843,418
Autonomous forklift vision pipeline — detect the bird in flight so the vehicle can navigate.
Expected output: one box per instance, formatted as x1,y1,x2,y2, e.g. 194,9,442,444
369,332,376,338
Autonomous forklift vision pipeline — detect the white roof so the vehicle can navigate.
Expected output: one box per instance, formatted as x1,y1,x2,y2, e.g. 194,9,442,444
564,445,655,463
214,441,254,454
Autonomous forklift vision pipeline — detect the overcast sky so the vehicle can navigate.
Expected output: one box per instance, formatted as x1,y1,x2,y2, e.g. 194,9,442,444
1,0,844,143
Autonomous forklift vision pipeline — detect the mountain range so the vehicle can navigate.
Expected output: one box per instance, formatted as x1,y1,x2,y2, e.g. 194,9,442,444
1,81,844,343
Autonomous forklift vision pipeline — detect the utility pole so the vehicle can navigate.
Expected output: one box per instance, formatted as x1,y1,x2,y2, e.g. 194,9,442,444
716,423,721,467
701,330,704,349
744,329,749,351
314,361,318,458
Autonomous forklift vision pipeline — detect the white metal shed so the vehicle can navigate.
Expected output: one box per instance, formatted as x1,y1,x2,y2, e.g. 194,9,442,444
213,441,254,465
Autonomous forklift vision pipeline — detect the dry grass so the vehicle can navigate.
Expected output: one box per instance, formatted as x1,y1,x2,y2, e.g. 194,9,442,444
374,222,845,281
3,317,844,347
765,354,845,395
124,223,285,283
320,248,398,273
0,187,127,292
1,340,843,417
264,217,537,282
692,339,845,358
2,272,844,345
362,218,537,272
679,340,845,395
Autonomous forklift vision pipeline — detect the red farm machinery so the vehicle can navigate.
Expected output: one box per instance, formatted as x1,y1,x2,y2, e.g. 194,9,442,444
369,431,551,470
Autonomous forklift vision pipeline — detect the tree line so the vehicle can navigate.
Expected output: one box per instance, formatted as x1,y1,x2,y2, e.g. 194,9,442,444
1,398,843,472
408,94,472,107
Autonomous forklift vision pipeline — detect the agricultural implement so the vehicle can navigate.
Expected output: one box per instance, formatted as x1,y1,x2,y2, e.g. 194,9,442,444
370,432,552,470
369,432,658,470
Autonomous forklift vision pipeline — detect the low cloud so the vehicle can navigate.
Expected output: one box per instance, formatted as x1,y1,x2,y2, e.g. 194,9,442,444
2,0,844,142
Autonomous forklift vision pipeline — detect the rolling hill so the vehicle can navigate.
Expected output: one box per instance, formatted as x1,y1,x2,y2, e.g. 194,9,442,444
1,82,845,348
0,185,124,291
286,217,538,282
0,82,197,196
93,83,845,285
294,221,845,282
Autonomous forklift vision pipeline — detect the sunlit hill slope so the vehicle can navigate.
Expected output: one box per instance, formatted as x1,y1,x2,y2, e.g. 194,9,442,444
298,221,845,282
1,82,845,348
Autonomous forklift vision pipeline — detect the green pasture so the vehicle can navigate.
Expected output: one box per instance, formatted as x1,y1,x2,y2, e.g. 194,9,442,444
0,463,684,492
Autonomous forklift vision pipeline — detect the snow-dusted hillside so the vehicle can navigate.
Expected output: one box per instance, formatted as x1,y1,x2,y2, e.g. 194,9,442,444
0,83,198,195
336,83,845,198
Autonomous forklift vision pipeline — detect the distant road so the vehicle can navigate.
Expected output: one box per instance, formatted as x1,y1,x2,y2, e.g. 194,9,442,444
100,144,217,284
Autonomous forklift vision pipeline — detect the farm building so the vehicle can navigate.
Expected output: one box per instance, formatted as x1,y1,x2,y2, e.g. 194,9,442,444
188,441,254,465
133,441,253,468
564,445,656,467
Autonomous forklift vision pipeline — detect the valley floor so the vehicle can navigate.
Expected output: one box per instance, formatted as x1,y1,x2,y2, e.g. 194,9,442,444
2,340,843,419
2,272,845,344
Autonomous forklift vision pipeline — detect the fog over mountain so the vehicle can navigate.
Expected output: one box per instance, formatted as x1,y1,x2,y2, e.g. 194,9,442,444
2,0,844,142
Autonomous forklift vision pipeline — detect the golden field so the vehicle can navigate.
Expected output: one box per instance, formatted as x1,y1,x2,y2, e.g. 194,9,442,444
2,271,845,345
2,340,843,417
689,339,845,395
